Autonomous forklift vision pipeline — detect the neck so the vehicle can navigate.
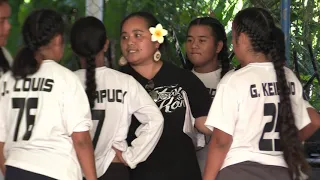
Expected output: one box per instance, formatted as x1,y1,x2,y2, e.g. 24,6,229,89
80,54,105,69
193,57,219,73
131,60,163,80
95,54,105,67
240,52,269,67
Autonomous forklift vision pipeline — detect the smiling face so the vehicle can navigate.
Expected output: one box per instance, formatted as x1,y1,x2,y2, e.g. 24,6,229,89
120,16,159,65
186,25,218,68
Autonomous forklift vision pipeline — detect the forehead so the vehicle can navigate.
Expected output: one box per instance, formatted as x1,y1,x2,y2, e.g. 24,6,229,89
188,25,213,36
122,16,148,32
0,3,10,18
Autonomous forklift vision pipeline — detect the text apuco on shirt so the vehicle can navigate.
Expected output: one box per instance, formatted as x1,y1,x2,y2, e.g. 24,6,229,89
155,84,186,113
95,89,127,103
250,81,296,98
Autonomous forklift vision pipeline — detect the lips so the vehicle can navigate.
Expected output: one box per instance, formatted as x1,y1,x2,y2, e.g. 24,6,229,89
127,49,138,54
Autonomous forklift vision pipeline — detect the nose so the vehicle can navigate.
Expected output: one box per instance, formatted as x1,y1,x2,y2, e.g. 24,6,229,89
127,36,134,46
191,40,199,49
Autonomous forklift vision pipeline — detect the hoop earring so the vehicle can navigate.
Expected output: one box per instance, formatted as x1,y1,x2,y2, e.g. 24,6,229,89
153,50,161,62
118,56,127,66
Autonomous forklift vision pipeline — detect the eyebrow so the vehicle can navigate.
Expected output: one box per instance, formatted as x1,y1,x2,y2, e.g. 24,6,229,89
121,29,144,35
187,35,209,38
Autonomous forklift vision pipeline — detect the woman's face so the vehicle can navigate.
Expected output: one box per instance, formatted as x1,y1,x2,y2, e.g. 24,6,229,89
120,16,159,65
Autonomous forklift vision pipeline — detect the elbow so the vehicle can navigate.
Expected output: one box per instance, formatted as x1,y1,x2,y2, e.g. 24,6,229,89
308,108,320,128
198,125,212,135
71,131,93,148
195,117,212,135
211,129,233,150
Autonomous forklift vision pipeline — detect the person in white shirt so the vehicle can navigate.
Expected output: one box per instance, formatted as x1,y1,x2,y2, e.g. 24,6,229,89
203,7,312,180
70,16,164,180
0,9,97,180
0,0,12,79
185,17,230,174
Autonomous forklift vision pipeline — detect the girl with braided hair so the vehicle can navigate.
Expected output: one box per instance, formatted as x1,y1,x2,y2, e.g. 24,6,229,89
71,16,164,180
185,17,230,174
0,9,97,180
204,7,312,180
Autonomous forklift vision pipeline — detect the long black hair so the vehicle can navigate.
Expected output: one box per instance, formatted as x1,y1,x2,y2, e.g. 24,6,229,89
70,16,107,108
233,7,309,179
187,17,230,78
11,9,64,79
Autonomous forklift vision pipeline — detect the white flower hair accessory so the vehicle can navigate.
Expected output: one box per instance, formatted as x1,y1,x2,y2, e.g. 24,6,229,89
149,24,168,44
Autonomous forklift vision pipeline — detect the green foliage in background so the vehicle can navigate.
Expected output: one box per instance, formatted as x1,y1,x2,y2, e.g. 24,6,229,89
6,0,320,109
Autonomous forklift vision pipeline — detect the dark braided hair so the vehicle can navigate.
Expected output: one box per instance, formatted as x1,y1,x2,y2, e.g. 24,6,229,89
70,16,107,108
12,9,64,79
233,7,309,179
187,17,230,78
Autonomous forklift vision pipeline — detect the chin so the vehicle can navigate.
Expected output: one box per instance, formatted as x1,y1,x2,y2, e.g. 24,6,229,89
190,60,207,67
127,58,141,65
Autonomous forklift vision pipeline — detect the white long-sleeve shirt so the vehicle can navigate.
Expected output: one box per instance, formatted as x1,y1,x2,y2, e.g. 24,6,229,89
74,67,164,177
0,60,92,180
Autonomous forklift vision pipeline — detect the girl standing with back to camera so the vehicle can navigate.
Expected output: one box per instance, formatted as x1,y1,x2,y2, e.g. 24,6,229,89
70,16,164,180
204,7,312,180
0,9,96,180
119,11,212,180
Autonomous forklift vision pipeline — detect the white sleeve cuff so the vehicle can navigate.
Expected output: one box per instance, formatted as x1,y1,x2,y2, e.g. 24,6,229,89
72,119,92,133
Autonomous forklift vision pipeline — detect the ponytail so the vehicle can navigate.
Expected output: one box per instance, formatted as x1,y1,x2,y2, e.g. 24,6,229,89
219,44,230,78
85,54,97,108
70,16,107,109
11,9,65,79
270,27,310,179
12,47,38,79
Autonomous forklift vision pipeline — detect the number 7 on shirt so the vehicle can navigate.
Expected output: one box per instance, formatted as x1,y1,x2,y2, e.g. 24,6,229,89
91,109,105,149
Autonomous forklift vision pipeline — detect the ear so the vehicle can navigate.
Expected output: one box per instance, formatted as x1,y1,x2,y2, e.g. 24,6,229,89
239,32,249,47
52,34,63,46
154,42,160,49
216,41,223,53
103,39,110,52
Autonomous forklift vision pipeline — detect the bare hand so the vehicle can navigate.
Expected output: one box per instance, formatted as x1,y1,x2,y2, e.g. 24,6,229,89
112,147,128,166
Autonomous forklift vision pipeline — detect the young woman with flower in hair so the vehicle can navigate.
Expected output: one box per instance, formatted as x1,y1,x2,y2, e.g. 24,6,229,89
119,11,212,180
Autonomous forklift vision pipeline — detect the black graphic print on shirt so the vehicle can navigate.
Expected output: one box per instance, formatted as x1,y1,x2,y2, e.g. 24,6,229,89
207,88,216,99
153,84,186,113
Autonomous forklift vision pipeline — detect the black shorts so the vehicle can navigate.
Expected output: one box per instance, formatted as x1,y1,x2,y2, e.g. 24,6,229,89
216,161,292,180
98,163,129,180
5,166,56,180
